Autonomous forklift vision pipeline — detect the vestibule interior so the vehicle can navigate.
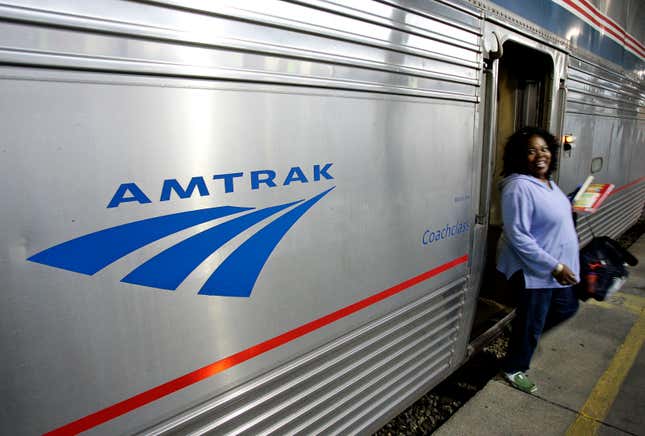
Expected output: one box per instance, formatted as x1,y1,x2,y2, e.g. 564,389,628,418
469,41,555,342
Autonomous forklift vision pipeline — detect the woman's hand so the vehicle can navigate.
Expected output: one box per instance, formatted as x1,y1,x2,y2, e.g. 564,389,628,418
553,264,577,285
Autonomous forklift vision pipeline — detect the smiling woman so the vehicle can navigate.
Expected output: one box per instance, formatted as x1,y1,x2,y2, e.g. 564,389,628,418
496,126,580,394
501,127,559,181
526,135,552,180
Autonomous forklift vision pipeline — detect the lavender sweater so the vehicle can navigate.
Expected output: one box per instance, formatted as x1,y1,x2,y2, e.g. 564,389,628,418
497,174,580,289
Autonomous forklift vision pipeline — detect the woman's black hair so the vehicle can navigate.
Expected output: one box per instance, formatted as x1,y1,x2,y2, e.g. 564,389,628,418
501,126,559,178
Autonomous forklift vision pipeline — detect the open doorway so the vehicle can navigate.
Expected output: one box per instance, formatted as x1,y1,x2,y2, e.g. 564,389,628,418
470,41,555,341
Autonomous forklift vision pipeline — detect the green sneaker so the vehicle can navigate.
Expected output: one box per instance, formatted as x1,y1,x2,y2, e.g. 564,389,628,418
503,371,537,394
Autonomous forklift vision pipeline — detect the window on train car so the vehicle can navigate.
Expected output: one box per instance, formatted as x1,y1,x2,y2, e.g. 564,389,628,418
591,157,603,173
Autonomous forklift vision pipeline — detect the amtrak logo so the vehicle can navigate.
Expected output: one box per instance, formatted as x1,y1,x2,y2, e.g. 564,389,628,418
28,187,334,297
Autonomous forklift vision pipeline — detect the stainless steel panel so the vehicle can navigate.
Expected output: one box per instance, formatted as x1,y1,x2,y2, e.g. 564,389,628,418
567,68,641,101
565,100,641,119
566,62,644,118
558,113,623,191
567,86,641,113
151,0,482,47
2,1,639,434
626,118,645,182
0,63,476,434
559,55,645,195
147,0,481,63
0,19,478,101
0,4,483,434
203,0,484,47
140,280,465,435
625,0,645,49
577,183,645,246
460,28,499,356
568,57,640,86
0,0,482,94
481,1,570,53
587,0,628,38
381,0,482,28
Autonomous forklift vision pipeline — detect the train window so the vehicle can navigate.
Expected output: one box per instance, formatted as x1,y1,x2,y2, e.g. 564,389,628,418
591,157,603,173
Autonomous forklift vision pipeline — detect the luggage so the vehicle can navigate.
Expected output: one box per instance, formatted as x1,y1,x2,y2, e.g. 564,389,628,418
575,236,638,301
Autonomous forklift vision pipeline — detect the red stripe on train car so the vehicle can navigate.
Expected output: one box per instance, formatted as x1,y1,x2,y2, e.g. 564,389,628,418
611,176,645,196
45,255,469,435
561,0,644,57
575,0,645,53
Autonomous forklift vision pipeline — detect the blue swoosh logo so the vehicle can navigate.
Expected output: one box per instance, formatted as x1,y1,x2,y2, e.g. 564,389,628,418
121,200,302,290
200,187,333,297
28,188,334,297
27,206,251,275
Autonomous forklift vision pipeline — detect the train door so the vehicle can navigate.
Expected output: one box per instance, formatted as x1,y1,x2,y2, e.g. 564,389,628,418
469,39,558,343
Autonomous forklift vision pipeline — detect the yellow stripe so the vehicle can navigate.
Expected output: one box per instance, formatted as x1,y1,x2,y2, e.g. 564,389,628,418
566,309,645,435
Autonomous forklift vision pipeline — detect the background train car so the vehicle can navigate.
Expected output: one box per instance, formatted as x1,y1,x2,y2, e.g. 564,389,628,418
0,1,642,435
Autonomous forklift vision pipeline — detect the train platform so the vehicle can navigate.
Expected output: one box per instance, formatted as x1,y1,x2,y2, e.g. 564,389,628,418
434,235,645,436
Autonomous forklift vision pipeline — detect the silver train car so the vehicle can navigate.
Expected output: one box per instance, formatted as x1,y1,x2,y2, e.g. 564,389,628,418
0,1,642,435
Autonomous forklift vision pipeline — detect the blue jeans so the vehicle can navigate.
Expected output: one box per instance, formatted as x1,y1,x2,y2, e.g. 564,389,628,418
503,271,579,373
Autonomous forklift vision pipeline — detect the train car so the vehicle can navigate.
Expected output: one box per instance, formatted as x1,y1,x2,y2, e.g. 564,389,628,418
0,1,642,435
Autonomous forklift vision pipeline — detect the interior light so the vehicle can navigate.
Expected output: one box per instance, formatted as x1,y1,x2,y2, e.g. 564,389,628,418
563,134,576,151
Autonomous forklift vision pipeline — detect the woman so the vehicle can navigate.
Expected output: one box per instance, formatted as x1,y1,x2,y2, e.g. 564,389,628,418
497,126,579,394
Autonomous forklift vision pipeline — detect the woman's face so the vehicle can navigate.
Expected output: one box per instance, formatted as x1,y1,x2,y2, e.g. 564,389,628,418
526,135,551,180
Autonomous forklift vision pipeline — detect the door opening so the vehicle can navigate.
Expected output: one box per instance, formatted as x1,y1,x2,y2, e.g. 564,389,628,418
470,41,555,341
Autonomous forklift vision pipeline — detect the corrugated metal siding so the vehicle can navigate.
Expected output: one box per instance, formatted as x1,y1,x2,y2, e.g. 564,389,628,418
142,279,466,435
567,57,644,120
561,55,644,224
0,0,482,101
0,0,484,432
0,1,481,434
577,182,645,247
